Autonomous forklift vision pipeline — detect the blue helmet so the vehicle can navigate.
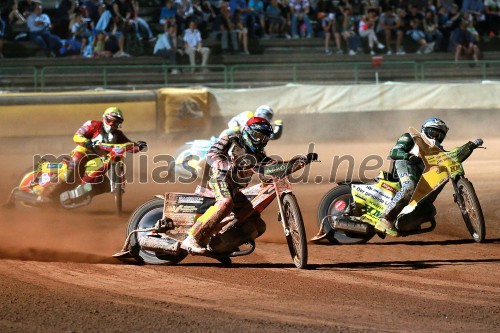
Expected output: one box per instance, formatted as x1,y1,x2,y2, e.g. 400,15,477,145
421,118,448,144
241,117,273,153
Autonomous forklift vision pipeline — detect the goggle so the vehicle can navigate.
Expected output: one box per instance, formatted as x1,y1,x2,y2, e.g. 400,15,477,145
105,116,123,127
249,130,270,144
424,127,446,143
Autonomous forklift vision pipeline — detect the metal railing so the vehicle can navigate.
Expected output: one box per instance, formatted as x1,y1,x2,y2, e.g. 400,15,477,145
1,60,500,92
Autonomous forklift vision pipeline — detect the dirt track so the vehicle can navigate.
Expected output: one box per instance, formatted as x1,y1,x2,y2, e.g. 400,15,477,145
0,139,499,333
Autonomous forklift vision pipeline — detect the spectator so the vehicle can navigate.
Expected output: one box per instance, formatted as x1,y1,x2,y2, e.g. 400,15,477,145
290,0,313,38
322,13,343,54
233,9,250,54
405,5,434,53
176,0,195,34
131,0,155,41
449,19,479,62
112,0,133,57
183,20,210,68
484,0,500,36
266,0,287,38
377,7,404,55
230,0,256,38
27,3,62,57
466,15,480,42
438,3,461,42
53,0,76,38
424,8,443,50
58,38,83,57
0,8,5,58
437,0,455,14
6,0,28,41
18,0,37,18
159,0,178,37
94,1,114,32
462,0,487,36
358,8,385,54
70,12,92,54
341,6,361,55
212,2,240,54
248,0,266,37
92,30,113,57
154,23,180,74
279,0,293,38
8,0,27,26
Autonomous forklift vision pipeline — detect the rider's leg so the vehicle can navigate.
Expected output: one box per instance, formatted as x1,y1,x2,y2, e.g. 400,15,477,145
376,160,420,235
181,177,236,253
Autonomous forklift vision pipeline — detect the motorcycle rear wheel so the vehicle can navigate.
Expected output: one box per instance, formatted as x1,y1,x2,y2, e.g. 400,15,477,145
127,198,187,265
317,185,376,245
282,193,308,269
456,178,485,242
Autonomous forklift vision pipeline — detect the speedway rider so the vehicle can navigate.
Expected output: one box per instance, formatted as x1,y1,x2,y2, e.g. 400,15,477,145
43,107,146,202
221,105,283,140
181,117,275,254
375,118,483,236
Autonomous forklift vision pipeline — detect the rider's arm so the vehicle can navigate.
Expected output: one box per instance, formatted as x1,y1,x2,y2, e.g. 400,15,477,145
206,134,233,170
73,120,93,146
389,133,415,160
455,141,478,163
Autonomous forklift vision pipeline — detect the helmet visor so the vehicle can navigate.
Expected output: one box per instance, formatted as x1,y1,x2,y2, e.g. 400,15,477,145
424,127,446,143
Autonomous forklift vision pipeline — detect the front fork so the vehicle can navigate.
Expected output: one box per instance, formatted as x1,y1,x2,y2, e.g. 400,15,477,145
276,188,291,237
109,160,125,193
452,176,466,214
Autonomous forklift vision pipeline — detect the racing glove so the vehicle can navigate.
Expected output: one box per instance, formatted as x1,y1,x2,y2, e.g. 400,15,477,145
470,138,483,149
84,140,95,150
407,154,420,165
136,140,148,152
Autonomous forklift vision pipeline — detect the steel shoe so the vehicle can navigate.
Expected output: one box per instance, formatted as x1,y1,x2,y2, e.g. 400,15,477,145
180,235,207,254
375,218,399,236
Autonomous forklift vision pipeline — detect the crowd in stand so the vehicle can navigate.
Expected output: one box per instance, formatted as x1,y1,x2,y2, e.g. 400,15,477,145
0,0,499,63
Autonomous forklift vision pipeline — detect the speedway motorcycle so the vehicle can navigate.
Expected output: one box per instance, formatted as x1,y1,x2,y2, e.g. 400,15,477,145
169,121,283,180
312,128,485,244
113,153,318,269
6,141,147,216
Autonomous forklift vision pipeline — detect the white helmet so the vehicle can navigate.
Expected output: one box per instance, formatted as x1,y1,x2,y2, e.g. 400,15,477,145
421,118,448,144
254,105,274,122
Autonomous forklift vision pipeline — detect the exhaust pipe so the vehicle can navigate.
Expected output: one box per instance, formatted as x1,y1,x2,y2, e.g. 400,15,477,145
138,236,181,255
333,217,373,234
13,190,41,206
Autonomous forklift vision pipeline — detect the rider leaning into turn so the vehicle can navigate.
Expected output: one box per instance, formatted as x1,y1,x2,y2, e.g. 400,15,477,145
43,107,144,200
181,117,275,254
222,105,283,139
375,118,483,236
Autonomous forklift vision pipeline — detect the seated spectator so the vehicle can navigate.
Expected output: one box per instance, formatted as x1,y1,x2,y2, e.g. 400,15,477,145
0,9,4,58
212,2,240,54
94,2,114,33
70,12,92,54
341,6,361,55
322,13,343,55
265,0,287,38
424,8,443,50
92,30,114,57
183,20,210,68
405,5,434,54
485,0,500,36
359,8,385,55
248,0,266,38
27,3,62,57
131,0,155,41
18,0,38,18
159,0,178,37
176,0,195,34
449,19,479,62
377,7,404,55
462,0,487,36
52,0,76,38
290,0,313,38
466,15,480,42
230,0,256,38
233,9,250,54
154,23,180,74
112,0,134,57
58,38,83,57
438,3,461,43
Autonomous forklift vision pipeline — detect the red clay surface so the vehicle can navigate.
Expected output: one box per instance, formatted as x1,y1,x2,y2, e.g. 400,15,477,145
0,139,499,332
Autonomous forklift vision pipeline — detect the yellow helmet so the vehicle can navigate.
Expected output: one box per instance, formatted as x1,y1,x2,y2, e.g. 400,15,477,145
102,107,124,129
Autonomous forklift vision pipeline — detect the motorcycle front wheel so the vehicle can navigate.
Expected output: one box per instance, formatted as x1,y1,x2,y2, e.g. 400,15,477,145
281,193,308,269
317,185,376,245
127,197,187,265
456,178,485,242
